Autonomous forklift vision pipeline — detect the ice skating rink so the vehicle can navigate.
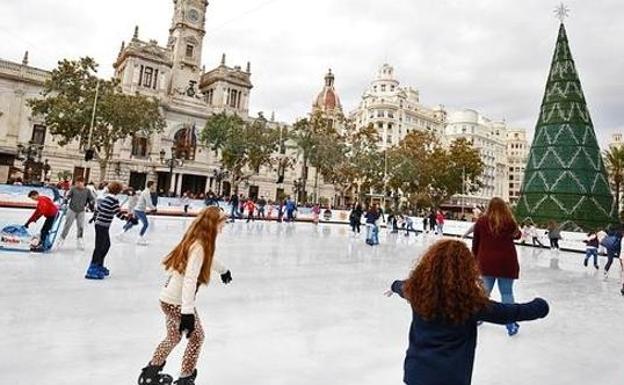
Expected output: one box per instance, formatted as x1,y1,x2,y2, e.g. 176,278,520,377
0,210,623,385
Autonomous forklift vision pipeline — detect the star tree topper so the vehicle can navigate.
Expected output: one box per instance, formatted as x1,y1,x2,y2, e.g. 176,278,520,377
554,3,570,23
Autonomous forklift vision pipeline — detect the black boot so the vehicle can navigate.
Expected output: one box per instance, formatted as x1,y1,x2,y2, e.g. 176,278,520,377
138,362,173,385
174,369,197,385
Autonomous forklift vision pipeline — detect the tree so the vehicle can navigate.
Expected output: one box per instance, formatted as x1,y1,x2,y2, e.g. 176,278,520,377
289,111,338,203
28,57,165,180
604,145,624,214
384,132,483,209
201,112,281,193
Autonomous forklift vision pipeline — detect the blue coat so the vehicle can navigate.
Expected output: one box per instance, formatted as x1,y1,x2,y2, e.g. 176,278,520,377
391,281,549,385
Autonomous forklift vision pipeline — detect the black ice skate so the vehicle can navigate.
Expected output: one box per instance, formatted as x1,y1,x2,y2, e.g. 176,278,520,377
174,369,197,385
138,362,173,385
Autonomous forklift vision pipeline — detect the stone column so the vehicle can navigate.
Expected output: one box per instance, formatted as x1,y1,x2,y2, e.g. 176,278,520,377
176,173,184,196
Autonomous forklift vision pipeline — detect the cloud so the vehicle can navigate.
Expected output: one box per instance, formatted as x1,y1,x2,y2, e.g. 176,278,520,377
1,0,622,146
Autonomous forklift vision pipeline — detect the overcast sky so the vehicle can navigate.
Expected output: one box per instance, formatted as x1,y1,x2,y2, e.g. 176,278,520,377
1,0,622,145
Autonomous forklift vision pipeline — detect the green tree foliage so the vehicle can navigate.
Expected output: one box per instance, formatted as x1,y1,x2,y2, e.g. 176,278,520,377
28,57,165,180
386,132,483,208
604,145,624,215
201,112,280,193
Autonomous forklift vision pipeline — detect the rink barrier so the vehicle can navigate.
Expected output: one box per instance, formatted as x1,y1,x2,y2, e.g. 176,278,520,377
0,184,600,255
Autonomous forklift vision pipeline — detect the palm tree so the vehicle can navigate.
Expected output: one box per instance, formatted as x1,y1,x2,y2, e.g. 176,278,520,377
604,145,624,213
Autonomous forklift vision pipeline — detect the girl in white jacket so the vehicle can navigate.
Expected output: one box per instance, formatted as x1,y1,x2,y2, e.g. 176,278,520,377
138,207,233,385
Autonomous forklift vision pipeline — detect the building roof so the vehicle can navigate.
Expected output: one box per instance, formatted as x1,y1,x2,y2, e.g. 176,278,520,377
313,69,342,113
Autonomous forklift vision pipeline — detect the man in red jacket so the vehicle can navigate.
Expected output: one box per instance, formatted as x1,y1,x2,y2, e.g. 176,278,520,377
25,190,59,251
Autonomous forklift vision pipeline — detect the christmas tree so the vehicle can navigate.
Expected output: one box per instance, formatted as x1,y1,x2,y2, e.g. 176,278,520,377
515,21,618,230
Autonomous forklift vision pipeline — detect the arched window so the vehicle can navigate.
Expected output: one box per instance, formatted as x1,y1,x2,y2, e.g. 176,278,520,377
173,124,198,161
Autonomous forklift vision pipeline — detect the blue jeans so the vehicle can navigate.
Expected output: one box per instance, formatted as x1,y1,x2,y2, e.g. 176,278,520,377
482,276,516,329
584,248,598,267
366,224,379,245
123,210,149,236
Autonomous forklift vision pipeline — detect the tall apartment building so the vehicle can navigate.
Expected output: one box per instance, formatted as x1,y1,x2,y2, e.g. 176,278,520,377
350,64,447,148
445,109,509,208
506,128,530,204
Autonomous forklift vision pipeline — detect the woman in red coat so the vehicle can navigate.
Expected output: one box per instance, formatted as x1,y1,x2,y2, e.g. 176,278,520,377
472,197,522,336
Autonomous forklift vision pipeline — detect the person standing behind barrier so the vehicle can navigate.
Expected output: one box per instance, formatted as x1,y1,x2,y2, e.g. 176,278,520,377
257,196,267,219
472,197,522,336
285,197,297,222
58,177,93,250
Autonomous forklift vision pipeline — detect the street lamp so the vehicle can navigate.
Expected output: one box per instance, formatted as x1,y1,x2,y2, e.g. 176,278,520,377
160,147,185,195
293,178,304,204
212,167,229,196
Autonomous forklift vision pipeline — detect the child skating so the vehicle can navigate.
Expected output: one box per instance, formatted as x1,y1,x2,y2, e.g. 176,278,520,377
138,207,233,385
85,181,130,280
583,230,600,269
386,239,549,385
120,182,156,245
25,190,59,251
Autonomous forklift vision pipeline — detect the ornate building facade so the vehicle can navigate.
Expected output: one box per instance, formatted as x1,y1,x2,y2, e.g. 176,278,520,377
445,109,509,208
506,128,530,205
350,64,447,148
0,0,325,204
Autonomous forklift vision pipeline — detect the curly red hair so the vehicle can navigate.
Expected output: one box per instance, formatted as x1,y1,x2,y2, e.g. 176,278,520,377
403,239,489,324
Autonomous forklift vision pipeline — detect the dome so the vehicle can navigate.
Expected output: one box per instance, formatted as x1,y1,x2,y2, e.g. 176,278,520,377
313,69,342,113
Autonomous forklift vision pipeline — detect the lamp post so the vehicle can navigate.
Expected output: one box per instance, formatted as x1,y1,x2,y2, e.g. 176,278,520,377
293,178,304,204
160,147,184,196
212,167,229,196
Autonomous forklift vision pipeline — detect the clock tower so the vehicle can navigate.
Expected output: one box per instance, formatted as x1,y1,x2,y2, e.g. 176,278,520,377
167,0,208,97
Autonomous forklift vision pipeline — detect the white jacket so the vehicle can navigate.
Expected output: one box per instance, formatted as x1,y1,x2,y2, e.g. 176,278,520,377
160,242,228,314
135,188,155,212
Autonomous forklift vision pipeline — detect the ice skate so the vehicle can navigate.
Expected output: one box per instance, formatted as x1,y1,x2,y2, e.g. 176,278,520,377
138,362,173,385
85,264,105,280
506,322,520,336
174,369,197,385
137,236,149,246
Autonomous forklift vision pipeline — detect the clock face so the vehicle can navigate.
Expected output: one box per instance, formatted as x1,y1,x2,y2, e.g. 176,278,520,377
187,9,201,24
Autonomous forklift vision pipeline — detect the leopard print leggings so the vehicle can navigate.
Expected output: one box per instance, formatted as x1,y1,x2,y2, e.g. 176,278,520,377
151,301,205,376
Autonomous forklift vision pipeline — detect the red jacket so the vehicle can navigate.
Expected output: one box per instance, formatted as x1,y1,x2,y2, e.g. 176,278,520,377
27,196,58,224
472,217,521,279
436,212,445,224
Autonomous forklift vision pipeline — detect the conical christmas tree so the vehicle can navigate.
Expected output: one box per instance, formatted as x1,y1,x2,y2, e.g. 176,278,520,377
516,22,618,230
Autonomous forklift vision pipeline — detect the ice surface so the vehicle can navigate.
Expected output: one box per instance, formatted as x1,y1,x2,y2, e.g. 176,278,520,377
0,208,623,385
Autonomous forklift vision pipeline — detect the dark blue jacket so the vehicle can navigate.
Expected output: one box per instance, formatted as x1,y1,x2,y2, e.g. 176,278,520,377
391,280,549,385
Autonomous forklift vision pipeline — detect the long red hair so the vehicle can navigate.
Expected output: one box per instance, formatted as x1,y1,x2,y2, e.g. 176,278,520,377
163,206,227,285
403,240,489,324
483,197,517,235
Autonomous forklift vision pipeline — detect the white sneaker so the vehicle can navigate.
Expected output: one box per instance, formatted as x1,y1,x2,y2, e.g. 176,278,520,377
77,238,85,250
137,236,148,246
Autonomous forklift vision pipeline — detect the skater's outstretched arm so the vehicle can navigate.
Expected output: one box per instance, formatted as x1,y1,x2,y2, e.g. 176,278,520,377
477,298,549,325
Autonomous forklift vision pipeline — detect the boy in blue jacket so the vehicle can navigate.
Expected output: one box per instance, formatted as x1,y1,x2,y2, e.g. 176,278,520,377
386,239,549,385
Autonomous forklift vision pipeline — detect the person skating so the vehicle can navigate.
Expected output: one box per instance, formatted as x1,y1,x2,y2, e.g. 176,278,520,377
598,228,623,280
386,239,549,385
428,211,436,233
245,199,256,223
365,204,381,246
57,177,93,250
546,220,562,250
285,197,297,222
404,215,414,236
257,196,267,219
583,230,600,269
435,210,445,235
85,182,131,280
229,193,239,222
312,204,321,225
349,204,363,235
121,181,157,245
138,207,233,385
472,197,523,336
526,221,544,247
25,190,59,251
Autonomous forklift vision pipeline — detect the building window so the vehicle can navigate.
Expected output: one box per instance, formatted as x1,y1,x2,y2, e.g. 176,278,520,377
388,111,394,119
228,89,240,108
205,89,214,105
381,85,386,92
31,125,46,145
377,110,384,118
131,136,149,157
186,44,194,58
139,65,156,89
